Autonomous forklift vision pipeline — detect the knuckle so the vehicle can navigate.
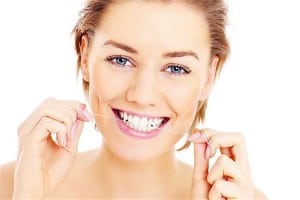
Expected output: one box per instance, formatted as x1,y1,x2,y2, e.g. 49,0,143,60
218,154,229,165
73,100,83,108
68,100,83,111
208,188,216,199
206,173,213,184
214,179,224,190
39,117,50,127
40,97,59,109
234,131,244,140
39,99,52,111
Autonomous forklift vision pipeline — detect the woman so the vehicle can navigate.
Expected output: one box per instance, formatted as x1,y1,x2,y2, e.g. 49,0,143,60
1,0,267,199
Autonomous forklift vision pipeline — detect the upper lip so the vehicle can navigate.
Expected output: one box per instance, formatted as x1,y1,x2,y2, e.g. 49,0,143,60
112,108,170,119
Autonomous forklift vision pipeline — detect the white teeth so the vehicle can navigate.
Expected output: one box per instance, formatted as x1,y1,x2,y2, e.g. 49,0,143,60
118,110,164,132
123,112,128,121
140,117,148,132
154,118,160,126
147,119,154,130
132,116,140,130
128,115,132,124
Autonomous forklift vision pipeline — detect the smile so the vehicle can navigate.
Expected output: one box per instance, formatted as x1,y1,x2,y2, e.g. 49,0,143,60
112,108,170,139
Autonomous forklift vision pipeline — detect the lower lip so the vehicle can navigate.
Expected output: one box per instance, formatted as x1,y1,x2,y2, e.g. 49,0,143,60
112,110,165,139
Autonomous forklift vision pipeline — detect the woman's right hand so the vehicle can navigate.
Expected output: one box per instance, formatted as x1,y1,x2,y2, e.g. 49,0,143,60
13,98,92,199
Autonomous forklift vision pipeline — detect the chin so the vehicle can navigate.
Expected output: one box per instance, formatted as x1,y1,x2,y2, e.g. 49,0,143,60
107,141,165,162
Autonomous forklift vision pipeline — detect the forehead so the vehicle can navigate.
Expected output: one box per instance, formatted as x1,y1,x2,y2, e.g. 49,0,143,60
94,1,210,54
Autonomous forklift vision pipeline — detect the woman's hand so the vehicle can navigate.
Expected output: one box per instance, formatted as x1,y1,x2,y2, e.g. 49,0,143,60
189,128,254,200
13,98,92,199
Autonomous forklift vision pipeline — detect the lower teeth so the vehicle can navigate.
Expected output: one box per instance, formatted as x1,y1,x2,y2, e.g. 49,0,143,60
121,119,160,132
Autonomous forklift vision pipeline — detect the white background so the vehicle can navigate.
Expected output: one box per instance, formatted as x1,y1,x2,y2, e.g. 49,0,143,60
0,0,300,199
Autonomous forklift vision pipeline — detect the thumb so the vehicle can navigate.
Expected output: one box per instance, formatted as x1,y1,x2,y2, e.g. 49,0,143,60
67,119,84,153
192,142,210,200
66,106,92,153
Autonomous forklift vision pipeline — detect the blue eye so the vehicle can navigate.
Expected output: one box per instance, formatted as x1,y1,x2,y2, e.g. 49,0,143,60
106,56,133,67
164,65,191,76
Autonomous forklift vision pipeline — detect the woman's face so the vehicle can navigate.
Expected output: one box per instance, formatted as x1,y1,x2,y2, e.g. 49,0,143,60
81,1,217,161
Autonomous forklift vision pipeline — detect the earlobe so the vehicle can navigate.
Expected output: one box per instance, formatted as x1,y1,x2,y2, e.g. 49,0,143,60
199,56,219,101
80,34,90,82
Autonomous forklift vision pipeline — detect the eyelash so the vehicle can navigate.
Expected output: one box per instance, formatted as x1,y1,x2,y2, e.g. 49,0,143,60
105,55,191,76
163,64,191,76
106,55,134,67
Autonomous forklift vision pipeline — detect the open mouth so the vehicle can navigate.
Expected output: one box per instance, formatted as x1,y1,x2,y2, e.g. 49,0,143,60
112,108,170,133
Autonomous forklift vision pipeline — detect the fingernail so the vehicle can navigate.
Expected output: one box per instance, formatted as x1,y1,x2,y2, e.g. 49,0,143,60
83,109,93,121
188,132,207,142
77,108,92,122
188,132,201,141
205,145,212,159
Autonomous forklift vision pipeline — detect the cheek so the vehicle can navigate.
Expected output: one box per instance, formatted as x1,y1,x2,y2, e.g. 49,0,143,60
169,81,204,113
88,63,126,103
166,78,205,130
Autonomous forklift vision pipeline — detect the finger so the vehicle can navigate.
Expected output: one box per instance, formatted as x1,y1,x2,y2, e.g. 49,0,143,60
61,99,86,114
209,179,245,199
77,107,93,122
203,129,249,172
21,109,73,146
207,154,243,185
18,98,83,138
188,129,208,144
20,117,68,155
191,141,210,199
66,119,84,153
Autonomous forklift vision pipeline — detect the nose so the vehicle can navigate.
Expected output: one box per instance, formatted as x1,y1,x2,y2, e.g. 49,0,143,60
126,69,161,107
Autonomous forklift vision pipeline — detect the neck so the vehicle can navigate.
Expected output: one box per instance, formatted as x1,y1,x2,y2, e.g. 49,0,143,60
96,144,179,197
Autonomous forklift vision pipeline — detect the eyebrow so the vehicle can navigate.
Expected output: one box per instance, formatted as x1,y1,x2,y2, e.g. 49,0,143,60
104,40,138,54
163,51,199,60
103,40,199,60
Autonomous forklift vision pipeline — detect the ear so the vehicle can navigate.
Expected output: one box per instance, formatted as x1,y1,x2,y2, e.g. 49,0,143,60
80,34,90,82
199,56,219,101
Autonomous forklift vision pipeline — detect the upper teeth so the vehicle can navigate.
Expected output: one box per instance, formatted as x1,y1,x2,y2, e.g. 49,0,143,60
119,111,164,132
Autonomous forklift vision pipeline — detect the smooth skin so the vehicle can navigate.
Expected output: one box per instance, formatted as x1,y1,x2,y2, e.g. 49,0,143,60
0,1,267,199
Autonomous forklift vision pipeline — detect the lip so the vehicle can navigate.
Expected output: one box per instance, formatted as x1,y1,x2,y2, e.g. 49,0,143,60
112,108,169,139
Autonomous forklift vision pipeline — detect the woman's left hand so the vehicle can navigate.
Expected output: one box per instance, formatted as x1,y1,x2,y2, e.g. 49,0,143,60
189,128,254,200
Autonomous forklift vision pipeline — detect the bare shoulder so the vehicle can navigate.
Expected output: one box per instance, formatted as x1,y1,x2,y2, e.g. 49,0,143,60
0,150,99,199
47,149,101,198
0,161,16,199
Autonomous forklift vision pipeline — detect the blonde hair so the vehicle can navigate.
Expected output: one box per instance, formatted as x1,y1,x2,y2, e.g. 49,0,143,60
73,0,230,150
